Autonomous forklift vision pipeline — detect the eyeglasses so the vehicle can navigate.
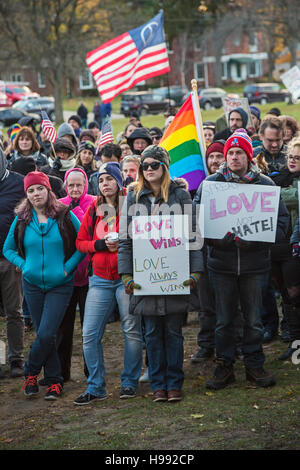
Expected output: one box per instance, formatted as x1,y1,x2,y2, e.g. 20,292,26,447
141,161,164,171
287,155,300,162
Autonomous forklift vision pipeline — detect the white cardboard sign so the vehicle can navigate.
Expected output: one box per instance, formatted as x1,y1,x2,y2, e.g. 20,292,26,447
200,181,280,242
132,215,190,295
222,96,254,129
281,66,300,102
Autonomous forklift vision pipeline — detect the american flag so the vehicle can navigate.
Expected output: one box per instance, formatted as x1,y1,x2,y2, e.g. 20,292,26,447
86,11,170,103
41,110,57,143
97,118,114,151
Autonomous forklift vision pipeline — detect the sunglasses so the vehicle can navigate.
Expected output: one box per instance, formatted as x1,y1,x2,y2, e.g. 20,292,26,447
141,161,164,171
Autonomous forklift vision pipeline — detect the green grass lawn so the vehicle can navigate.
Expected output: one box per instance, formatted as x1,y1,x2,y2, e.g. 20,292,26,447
0,312,299,450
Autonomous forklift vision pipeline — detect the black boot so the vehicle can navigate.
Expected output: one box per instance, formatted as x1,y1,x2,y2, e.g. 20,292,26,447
206,360,235,390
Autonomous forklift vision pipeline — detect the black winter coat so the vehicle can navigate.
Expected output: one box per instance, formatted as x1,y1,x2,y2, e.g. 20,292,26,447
0,171,25,256
193,172,290,275
118,180,203,316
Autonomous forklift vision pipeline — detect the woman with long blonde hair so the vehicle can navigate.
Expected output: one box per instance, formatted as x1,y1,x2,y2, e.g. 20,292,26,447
118,145,203,402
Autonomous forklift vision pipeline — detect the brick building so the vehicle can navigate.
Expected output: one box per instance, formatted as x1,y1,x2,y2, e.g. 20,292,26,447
167,30,268,88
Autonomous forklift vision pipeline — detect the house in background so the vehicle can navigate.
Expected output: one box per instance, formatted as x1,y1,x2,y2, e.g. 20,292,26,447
0,29,280,98
168,30,269,88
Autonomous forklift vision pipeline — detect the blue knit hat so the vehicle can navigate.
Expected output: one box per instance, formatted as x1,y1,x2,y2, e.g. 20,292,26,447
250,105,261,121
98,162,123,191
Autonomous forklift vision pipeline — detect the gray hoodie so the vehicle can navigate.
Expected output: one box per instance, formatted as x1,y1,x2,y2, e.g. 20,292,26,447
57,123,78,150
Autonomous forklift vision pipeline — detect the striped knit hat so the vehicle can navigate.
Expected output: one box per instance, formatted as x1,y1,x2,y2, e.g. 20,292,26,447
224,128,253,161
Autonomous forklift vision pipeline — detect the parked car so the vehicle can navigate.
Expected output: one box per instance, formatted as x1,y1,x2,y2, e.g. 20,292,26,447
1,84,40,104
13,96,55,121
0,108,41,128
0,90,13,108
182,88,237,110
243,83,291,104
154,86,188,106
120,91,175,117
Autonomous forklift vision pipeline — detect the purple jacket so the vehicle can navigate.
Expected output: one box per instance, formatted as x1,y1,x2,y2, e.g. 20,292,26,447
59,167,96,286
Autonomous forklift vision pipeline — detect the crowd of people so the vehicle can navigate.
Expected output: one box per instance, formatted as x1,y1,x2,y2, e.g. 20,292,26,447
0,99,299,405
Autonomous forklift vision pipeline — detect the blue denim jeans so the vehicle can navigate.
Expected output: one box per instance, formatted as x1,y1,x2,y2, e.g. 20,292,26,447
208,270,267,368
22,279,74,384
143,314,184,392
82,275,143,397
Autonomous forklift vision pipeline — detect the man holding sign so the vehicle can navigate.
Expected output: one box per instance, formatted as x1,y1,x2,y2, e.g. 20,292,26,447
195,129,289,390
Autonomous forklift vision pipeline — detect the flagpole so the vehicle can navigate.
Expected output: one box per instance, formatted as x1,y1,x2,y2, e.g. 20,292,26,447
191,78,208,175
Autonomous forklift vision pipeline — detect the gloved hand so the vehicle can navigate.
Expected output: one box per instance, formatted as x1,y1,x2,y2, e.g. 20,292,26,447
121,274,141,294
222,232,236,246
292,243,300,257
69,199,80,210
234,236,253,249
52,157,62,171
183,272,201,290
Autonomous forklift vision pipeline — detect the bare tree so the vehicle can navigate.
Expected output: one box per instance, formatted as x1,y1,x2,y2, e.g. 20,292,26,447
0,0,110,123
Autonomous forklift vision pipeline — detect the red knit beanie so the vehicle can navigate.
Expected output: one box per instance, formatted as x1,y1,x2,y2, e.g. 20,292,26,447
206,141,225,160
224,128,253,161
24,171,52,192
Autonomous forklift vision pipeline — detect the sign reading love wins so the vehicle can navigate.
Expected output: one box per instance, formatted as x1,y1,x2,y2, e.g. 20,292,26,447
132,215,190,295
200,181,281,242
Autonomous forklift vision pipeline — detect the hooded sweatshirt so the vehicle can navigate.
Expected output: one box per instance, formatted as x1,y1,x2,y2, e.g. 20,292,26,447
57,123,78,150
3,210,84,290
59,168,96,285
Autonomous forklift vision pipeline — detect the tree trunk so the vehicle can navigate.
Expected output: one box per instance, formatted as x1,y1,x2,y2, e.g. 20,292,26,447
179,32,188,88
51,63,64,124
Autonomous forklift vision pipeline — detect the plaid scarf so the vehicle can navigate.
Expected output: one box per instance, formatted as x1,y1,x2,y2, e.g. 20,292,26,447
216,160,261,183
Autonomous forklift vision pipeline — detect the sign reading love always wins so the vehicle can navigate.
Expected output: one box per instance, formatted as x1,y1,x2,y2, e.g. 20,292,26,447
132,215,190,295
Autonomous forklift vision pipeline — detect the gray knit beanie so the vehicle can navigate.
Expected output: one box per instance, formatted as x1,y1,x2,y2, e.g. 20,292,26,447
140,145,170,168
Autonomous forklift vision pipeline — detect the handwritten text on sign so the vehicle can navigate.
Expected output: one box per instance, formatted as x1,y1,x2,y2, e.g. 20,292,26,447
200,181,280,242
132,215,190,295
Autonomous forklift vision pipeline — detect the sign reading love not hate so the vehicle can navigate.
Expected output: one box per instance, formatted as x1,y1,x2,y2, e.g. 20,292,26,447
132,215,190,295
200,181,281,242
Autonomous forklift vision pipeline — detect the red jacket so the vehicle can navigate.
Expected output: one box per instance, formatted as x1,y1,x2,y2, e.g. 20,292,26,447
76,200,120,280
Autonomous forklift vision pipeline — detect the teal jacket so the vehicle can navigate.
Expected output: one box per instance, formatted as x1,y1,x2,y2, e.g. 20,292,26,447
3,210,84,290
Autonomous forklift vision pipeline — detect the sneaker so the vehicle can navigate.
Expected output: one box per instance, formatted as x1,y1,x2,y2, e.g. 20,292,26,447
74,392,108,406
139,368,150,383
120,386,136,399
45,383,63,400
278,345,294,361
206,361,235,390
245,367,276,387
191,348,214,363
10,361,23,378
167,390,183,402
22,374,39,397
152,390,168,402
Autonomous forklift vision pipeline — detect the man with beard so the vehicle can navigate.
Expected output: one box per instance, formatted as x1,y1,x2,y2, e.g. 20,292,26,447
253,116,286,174
213,107,249,142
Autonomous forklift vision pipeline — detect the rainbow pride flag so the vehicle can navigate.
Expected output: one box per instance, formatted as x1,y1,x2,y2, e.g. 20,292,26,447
160,92,207,191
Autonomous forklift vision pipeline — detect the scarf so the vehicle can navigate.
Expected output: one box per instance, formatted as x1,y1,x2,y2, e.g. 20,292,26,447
49,157,76,171
216,160,261,184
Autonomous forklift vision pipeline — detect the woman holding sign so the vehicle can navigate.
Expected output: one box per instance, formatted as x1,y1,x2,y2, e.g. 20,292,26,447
118,145,203,403
74,162,143,405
